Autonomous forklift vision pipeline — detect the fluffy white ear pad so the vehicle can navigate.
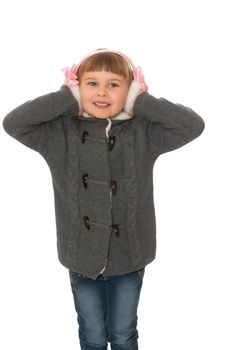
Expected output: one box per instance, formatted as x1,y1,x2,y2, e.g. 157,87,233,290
69,85,83,115
124,80,142,114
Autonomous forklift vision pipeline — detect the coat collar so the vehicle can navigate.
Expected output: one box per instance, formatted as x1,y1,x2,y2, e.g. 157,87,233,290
82,110,132,120
79,111,133,138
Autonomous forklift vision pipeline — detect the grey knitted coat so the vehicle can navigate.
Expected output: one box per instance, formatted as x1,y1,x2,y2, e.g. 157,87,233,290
2,86,205,280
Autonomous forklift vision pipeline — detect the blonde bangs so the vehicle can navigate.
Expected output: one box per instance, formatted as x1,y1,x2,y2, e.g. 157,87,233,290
77,53,134,85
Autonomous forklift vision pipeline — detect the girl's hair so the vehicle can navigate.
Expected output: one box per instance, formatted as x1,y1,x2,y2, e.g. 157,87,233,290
77,52,134,87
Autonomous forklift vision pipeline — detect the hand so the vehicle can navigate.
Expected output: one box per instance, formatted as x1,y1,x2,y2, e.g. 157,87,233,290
61,65,83,115
61,64,79,87
134,66,148,93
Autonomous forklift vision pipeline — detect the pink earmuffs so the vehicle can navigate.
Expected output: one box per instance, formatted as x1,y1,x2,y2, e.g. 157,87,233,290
61,48,148,115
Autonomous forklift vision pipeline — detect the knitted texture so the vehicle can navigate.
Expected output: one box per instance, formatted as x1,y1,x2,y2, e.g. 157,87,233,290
2,86,205,280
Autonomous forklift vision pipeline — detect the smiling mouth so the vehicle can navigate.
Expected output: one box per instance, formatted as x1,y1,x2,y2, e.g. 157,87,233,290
93,102,111,108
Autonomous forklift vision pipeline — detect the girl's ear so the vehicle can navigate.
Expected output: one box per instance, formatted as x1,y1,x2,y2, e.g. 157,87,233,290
124,80,143,115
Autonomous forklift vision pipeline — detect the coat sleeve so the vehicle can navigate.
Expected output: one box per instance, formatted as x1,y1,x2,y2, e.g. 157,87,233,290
133,91,205,155
2,86,79,157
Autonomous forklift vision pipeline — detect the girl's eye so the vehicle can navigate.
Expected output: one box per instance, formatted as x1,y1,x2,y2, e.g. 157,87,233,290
88,82,97,86
109,83,119,87
87,82,119,87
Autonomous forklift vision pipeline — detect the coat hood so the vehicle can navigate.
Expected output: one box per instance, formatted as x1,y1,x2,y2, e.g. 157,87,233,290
82,110,132,139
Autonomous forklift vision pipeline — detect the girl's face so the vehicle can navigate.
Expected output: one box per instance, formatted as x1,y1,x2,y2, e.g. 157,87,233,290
79,70,129,119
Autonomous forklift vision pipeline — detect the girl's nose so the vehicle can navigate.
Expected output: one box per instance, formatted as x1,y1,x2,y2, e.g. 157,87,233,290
97,86,107,96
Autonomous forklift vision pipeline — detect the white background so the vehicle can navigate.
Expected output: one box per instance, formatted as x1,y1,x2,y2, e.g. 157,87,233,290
0,0,232,349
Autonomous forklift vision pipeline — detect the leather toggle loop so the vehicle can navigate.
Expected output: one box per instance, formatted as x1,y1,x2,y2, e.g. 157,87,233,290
111,181,117,195
83,216,90,230
111,224,120,237
108,136,116,151
82,173,88,189
82,131,89,144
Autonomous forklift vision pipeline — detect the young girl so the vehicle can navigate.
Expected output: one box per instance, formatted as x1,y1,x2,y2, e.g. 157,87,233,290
2,48,205,350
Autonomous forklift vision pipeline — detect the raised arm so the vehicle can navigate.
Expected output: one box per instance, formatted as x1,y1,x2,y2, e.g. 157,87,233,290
133,91,205,155
2,86,79,156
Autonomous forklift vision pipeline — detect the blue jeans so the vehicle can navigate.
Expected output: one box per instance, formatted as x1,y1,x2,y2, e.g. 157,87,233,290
69,268,145,350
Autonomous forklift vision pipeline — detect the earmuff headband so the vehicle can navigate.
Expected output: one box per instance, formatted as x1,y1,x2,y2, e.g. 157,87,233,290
62,48,147,92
